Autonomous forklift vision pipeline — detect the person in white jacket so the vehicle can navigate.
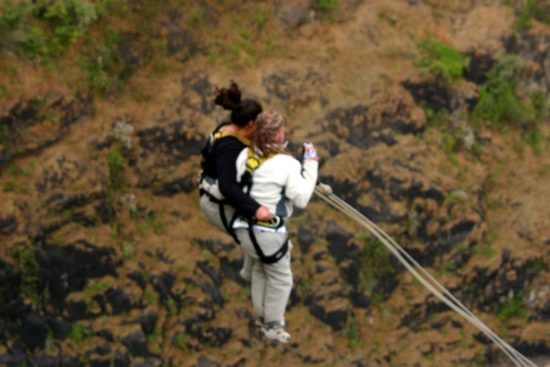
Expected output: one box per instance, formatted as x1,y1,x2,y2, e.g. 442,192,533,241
233,110,319,343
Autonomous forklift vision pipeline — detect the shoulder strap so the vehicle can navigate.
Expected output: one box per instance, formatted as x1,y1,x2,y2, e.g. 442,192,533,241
242,148,274,192
245,148,269,174
213,131,252,147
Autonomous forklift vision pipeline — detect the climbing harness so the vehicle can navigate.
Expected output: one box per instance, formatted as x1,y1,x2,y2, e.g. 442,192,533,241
314,183,538,367
241,149,289,264
199,127,252,244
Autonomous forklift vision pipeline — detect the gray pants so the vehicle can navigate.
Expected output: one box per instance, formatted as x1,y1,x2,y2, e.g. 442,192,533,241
199,194,252,276
235,228,292,325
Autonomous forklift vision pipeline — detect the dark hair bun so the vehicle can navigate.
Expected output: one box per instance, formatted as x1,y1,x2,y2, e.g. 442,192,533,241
214,81,242,111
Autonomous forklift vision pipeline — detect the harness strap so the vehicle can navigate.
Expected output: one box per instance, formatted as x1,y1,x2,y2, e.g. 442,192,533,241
247,223,289,264
200,189,240,244
241,148,288,264
213,131,252,147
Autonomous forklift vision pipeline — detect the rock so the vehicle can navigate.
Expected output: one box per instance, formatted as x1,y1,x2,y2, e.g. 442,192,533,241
504,33,550,94
128,270,148,289
278,5,310,28
111,119,135,149
400,297,449,331
325,223,358,263
114,352,130,367
105,287,133,314
300,354,326,364
163,9,198,57
90,357,111,367
305,281,350,331
93,343,112,355
0,96,93,166
197,261,222,286
402,77,477,112
136,120,204,169
132,357,162,367
29,353,81,367
0,353,25,365
196,355,221,367
197,280,224,307
66,300,90,321
296,224,315,255
120,193,137,212
122,329,150,357
47,317,71,340
20,312,49,350
422,219,478,265
184,321,232,347
261,68,329,109
0,215,17,236
118,32,147,68
35,240,118,308
464,50,497,84
308,299,348,331
132,311,159,335
152,271,180,304
152,175,195,196
462,253,543,311
463,128,476,149
167,25,196,57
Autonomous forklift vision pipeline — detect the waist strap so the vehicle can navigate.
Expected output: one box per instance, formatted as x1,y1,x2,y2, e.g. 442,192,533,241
247,219,289,264
200,189,240,244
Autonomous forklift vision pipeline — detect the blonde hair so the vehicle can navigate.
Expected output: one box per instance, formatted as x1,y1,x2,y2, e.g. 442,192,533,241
254,110,287,156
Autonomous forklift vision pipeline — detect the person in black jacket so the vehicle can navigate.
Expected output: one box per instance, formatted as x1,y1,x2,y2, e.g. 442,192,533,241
199,81,272,280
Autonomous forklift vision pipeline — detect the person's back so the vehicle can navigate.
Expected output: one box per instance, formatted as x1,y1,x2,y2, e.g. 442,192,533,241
198,81,272,280
199,82,272,231
232,110,319,344
235,150,317,221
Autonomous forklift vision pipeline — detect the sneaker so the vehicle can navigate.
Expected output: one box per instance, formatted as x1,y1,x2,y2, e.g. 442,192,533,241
261,322,291,344
239,267,251,281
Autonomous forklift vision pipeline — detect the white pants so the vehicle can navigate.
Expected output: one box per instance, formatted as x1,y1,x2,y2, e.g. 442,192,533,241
235,228,293,325
199,194,252,276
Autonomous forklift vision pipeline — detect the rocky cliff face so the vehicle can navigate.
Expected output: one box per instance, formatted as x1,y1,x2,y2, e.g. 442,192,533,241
0,1,549,366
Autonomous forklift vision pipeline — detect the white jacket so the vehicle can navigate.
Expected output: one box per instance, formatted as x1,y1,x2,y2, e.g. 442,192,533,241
234,148,318,221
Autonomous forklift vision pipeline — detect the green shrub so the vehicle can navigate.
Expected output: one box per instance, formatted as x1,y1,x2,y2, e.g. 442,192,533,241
81,31,130,95
252,8,268,29
0,0,110,60
497,296,527,321
87,279,109,293
523,127,543,155
470,56,536,127
344,317,360,348
9,243,40,305
531,90,549,121
0,1,45,57
69,322,92,344
174,331,189,351
40,0,99,45
107,146,125,192
516,0,550,31
416,39,469,82
315,0,338,19
355,235,393,297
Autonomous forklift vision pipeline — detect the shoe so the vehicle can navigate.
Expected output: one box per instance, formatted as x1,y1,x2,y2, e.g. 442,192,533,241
261,322,291,344
239,267,251,281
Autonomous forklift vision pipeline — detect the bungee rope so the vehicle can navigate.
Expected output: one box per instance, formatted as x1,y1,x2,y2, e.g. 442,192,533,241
314,183,538,367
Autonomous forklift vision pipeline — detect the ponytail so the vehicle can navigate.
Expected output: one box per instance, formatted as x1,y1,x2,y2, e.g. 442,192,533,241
214,81,262,127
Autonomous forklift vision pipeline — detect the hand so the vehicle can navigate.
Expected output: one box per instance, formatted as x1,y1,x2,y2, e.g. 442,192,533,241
302,142,319,161
255,206,273,221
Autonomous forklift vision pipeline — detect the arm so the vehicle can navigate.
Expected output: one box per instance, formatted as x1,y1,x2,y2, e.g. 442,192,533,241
215,139,262,219
284,157,319,209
